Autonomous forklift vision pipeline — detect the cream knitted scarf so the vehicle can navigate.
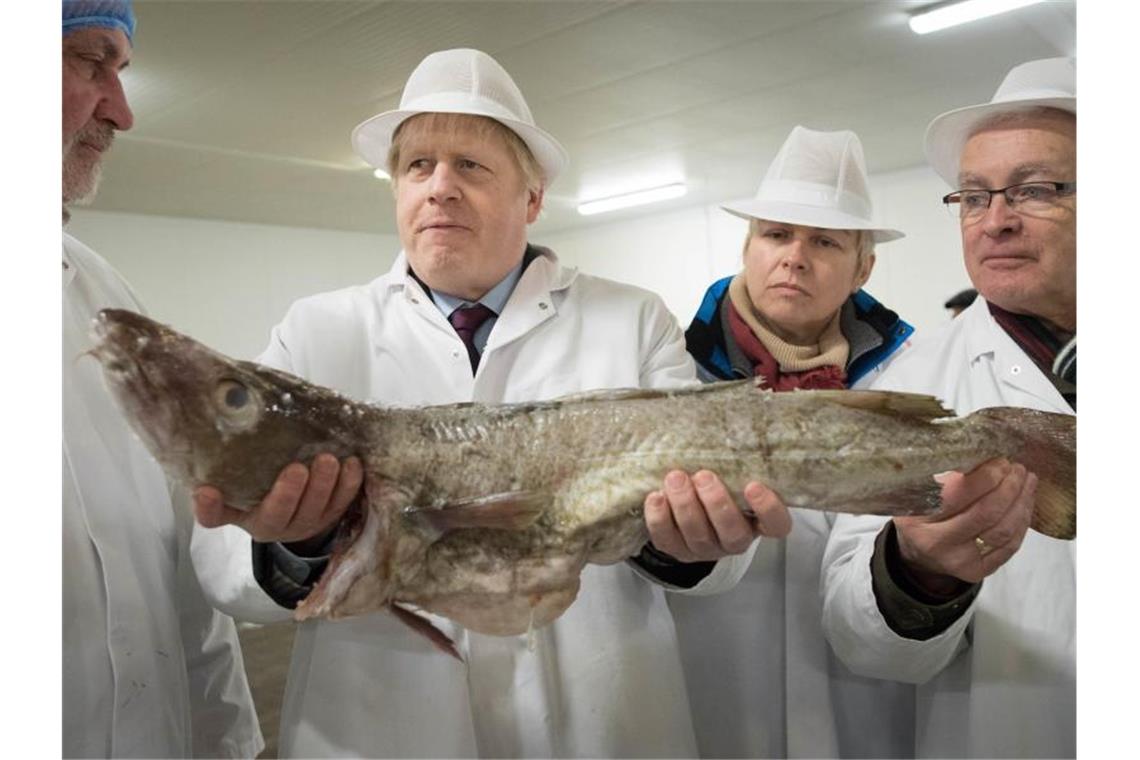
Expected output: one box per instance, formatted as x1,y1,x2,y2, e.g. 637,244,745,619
728,273,850,371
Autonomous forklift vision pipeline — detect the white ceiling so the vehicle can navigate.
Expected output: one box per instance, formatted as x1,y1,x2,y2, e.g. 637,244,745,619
87,0,1076,236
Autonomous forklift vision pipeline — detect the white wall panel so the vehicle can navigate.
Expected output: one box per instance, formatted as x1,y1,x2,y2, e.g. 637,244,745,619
865,165,973,333
67,210,399,359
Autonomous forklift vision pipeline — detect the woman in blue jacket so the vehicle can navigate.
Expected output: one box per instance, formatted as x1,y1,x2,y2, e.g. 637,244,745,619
669,126,917,758
685,127,911,391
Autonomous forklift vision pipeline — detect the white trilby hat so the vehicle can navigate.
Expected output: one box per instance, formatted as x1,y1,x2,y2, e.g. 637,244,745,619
352,48,568,185
924,57,1076,187
723,125,904,244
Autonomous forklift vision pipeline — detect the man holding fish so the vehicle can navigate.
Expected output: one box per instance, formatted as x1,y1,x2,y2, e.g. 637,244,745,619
822,58,1077,757
189,48,780,757
61,1,261,756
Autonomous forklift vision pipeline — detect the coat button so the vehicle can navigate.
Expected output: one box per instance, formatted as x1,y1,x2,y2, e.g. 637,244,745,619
1010,365,1022,376
538,302,548,310
409,297,419,304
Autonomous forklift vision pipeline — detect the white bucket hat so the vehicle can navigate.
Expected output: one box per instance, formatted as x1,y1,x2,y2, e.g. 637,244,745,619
352,48,568,185
723,126,904,244
924,57,1076,187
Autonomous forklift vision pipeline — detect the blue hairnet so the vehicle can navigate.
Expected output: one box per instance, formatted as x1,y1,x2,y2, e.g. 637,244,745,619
62,1,136,44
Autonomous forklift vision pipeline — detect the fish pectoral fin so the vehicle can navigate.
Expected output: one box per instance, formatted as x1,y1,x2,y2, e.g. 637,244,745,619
402,490,548,535
804,389,957,422
388,603,462,661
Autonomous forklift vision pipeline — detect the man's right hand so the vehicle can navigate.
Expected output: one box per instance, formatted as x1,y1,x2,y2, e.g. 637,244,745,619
193,453,364,546
893,457,1038,592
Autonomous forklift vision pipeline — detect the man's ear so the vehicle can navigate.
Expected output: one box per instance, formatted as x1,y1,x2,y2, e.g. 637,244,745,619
525,186,545,224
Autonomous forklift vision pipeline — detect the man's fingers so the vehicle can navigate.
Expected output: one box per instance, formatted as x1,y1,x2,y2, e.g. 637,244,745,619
948,462,1030,544
193,486,225,527
325,456,364,522
292,454,340,532
937,458,1012,519
249,463,309,538
192,455,363,543
192,486,249,530
898,464,1035,584
743,481,792,539
977,471,1037,561
193,487,240,528
643,490,695,562
692,471,755,554
664,470,720,559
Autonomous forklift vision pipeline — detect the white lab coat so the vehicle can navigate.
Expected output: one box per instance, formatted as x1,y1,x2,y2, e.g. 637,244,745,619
821,298,1075,758
668,352,916,759
63,233,263,758
192,249,755,758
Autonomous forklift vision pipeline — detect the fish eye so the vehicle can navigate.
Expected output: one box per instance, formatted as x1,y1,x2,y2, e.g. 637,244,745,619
223,383,249,409
214,380,261,430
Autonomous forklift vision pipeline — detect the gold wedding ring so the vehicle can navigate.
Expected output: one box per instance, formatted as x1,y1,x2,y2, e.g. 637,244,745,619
975,536,994,557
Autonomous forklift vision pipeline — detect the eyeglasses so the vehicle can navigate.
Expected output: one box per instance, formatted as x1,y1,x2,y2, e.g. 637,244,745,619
942,181,1076,221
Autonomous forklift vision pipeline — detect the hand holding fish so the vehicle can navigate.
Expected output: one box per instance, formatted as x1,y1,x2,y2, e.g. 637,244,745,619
644,471,791,562
193,453,364,546
892,458,1038,589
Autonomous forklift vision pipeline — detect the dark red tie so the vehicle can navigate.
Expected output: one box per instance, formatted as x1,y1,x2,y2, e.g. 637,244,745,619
448,304,496,373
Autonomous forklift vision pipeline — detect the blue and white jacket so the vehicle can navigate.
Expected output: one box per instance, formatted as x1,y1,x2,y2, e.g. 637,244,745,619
684,275,913,387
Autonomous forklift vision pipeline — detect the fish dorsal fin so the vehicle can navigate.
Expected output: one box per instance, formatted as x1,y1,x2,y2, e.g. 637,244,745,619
552,386,669,404
545,379,759,406
800,389,957,422
402,490,548,537
402,380,757,417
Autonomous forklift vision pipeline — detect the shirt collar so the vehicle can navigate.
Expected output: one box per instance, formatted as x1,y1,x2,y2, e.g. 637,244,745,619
425,252,526,317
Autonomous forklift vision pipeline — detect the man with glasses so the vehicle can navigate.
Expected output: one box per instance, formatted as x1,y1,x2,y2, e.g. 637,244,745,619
820,58,1076,757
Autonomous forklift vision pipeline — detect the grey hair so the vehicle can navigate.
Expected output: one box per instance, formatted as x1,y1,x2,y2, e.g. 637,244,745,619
968,106,1076,139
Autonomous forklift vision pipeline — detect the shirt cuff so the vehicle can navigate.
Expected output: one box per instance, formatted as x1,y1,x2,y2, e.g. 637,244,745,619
627,542,716,589
870,521,980,640
251,539,332,609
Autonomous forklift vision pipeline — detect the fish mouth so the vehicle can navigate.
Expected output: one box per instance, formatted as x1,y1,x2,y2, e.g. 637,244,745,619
92,311,156,369
91,326,161,414
90,311,184,456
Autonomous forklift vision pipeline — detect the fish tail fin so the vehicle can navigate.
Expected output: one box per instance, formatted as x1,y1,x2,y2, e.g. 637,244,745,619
972,407,1076,540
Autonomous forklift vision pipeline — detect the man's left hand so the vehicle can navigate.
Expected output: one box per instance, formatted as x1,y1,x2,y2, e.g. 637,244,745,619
643,470,792,562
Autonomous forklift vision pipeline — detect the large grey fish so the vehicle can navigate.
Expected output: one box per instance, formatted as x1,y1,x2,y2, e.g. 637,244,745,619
90,309,1075,655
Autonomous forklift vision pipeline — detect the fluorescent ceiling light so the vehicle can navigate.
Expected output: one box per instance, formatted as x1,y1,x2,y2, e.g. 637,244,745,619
372,168,390,181
909,0,1046,35
577,183,687,216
